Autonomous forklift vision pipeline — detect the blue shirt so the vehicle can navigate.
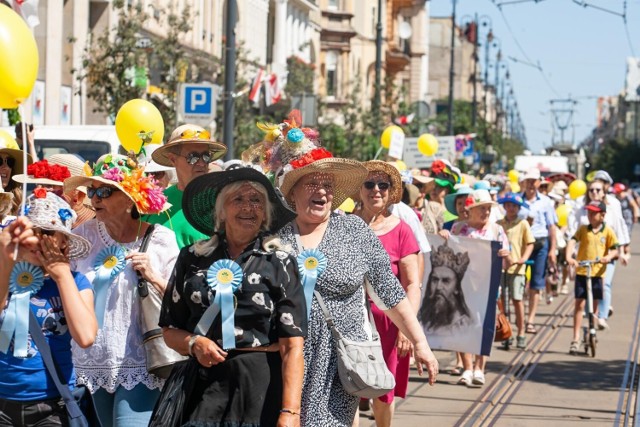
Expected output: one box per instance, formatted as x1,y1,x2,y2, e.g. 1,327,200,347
0,272,92,401
520,192,557,239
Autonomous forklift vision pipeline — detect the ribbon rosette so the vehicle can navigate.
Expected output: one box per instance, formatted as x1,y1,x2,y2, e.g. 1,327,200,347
296,249,327,320
198,259,243,350
0,262,44,357
92,246,126,328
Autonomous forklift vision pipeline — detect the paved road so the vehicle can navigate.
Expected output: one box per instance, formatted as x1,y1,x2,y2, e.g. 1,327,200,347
360,228,640,426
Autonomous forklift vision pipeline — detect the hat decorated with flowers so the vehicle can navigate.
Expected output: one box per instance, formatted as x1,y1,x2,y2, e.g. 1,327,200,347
63,153,169,215
244,110,367,208
465,189,496,209
12,159,71,186
26,191,91,259
497,192,529,208
429,159,460,189
151,124,227,167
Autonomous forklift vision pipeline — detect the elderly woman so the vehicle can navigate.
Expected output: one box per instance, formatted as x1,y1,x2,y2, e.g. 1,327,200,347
0,136,33,216
64,154,179,426
253,124,438,426
353,161,421,427
0,193,97,426
157,167,306,426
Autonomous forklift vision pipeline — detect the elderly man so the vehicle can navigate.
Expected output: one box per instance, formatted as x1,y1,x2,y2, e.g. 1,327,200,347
147,124,226,248
520,168,557,334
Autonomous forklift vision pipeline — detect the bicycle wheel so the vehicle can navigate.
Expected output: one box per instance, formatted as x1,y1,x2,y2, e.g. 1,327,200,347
589,334,597,358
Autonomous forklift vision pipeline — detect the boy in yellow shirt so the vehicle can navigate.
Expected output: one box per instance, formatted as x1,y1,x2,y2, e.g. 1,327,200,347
498,193,535,349
566,200,618,355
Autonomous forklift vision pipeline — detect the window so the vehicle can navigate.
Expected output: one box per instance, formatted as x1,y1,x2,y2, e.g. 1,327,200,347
328,0,340,11
326,51,338,97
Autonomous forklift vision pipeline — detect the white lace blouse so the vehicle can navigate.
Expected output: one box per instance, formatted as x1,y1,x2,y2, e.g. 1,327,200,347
70,219,179,392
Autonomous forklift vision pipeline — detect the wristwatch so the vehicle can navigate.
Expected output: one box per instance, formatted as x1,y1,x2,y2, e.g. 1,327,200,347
188,334,200,357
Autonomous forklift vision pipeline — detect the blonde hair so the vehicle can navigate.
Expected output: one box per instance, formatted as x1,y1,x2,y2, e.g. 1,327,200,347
192,180,275,257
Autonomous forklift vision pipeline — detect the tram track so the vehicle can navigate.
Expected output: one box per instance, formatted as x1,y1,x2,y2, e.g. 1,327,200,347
614,291,640,426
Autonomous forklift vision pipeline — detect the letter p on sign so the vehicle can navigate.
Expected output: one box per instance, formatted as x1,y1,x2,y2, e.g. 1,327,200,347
185,87,212,114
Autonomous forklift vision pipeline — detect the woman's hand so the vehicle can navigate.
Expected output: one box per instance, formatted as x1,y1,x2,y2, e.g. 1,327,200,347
0,217,38,263
126,251,165,293
438,229,451,240
192,335,228,367
414,342,439,386
396,332,413,358
37,235,71,280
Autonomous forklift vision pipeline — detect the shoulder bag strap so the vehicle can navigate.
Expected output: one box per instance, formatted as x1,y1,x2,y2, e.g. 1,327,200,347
28,311,85,421
136,224,156,298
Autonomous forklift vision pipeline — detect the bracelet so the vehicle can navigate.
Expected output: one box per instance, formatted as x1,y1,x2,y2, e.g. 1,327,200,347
187,334,200,357
280,408,300,416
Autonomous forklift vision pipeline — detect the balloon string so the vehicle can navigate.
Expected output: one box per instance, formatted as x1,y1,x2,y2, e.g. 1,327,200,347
373,146,384,161
12,106,28,262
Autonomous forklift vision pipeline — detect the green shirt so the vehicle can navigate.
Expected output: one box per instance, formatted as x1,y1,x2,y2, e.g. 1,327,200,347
145,185,208,249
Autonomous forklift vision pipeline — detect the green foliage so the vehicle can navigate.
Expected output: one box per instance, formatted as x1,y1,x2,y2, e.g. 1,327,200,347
593,137,640,182
285,56,314,95
2,108,21,126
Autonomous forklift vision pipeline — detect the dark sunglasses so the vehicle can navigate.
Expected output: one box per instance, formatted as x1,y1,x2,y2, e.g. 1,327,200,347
87,186,117,199
588,188,603,193
182,152,213,165
0,156,16,168
363,181,390,191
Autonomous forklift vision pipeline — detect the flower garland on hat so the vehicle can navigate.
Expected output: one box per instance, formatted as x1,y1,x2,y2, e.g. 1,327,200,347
26,160,71,182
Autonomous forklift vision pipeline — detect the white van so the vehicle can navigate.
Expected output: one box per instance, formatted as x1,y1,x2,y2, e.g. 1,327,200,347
1,125,120,163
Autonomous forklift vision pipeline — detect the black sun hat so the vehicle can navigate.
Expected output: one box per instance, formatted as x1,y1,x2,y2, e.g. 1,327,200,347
183,167,297,236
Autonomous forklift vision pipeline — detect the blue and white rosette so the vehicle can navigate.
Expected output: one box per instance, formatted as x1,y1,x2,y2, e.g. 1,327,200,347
92,246,126,328
196,259,243,349
0,262,44,357
297,249,327,321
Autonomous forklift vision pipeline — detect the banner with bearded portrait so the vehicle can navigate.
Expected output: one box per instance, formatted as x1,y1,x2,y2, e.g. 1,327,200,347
419,234,502,356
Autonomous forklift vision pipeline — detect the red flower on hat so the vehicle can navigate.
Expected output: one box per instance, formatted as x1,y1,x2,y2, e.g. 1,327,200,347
431,160,445,175
33,188,47,199
290,148,333,169
465,195,475,207
26,160,71,181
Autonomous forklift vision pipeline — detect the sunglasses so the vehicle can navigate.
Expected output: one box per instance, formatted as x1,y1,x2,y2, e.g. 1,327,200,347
588,188,603,193
180,129,211,140
363,181,390,191
0,156,16,168
148,171,166,180
87,186,117,199
182,152,214,165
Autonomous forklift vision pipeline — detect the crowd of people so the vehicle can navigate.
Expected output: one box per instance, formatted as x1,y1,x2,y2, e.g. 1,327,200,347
0,115,637,427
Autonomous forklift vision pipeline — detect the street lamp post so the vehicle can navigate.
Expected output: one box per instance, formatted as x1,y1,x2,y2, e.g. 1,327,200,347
373,0,383,134
223,0,237,160
446,0,457,136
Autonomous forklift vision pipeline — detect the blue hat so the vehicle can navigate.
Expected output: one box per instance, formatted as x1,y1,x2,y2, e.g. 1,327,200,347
497,192,529,208
444,185,473,215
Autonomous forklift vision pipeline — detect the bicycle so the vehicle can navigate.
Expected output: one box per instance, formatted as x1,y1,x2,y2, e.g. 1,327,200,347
578,259,600,358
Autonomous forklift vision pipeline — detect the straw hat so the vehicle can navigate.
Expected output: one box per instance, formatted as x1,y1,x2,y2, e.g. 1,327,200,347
182,167,296,236
25,191,91,259
64,154,169,215
0,138,34,176
465,189,496,209
151,124,227,167
410,168,433,185
357,160,403,205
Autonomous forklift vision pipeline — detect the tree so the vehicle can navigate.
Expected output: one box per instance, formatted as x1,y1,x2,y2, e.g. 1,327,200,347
593,137,640,182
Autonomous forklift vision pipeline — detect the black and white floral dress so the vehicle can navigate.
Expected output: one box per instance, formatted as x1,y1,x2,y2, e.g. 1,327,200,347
159,236,307,426
278,214,406,426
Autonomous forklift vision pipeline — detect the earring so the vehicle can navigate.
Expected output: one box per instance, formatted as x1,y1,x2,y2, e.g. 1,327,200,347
126,207,132,214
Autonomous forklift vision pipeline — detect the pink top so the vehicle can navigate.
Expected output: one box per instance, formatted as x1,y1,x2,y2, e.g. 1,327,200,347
451,221,510,251
378,220,420,277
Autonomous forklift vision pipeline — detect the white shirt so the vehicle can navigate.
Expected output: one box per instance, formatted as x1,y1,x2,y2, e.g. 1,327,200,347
390,202,431,253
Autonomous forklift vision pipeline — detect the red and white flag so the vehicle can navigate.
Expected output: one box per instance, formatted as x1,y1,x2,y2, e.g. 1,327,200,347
12,0,40,28
248,68,264,106
264,73,282,107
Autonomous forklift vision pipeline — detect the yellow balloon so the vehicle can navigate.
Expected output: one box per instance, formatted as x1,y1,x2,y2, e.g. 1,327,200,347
338,197,355,213
417,134,439,157
568,179,587,200
556,204,571,227
394,159,407,171
0,129,19,149
380,125,404,149
508,169,519,183
510,182,521,193
115,99,165,154
0,4,39,108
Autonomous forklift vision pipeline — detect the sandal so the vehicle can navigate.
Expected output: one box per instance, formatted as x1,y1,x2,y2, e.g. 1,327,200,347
569,340,580,355
449,365,464,376
525,323,537,334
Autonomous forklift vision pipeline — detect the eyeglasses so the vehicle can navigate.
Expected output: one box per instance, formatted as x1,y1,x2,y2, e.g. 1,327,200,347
180,129,211,140
87,186,117,199
588,188,603,193
0,156,16,168
363,181,390,191
182,152,214,165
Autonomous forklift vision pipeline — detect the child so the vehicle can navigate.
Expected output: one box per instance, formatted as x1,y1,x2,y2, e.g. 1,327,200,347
0,192,97,426
497,193,535,349
565,200,618,355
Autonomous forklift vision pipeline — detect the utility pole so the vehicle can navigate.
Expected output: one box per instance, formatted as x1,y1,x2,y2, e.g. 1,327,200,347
373,0,383,135
471,14,478,129
447,0,457,135
223,0,237,161
482,29,493,124
493,49,502,145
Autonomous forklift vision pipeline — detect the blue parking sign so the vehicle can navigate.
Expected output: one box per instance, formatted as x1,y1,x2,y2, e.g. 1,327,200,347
185,86,212,114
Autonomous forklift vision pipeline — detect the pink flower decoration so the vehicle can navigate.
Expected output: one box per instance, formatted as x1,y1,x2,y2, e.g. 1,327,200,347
102,167,124,182
146,186,166,212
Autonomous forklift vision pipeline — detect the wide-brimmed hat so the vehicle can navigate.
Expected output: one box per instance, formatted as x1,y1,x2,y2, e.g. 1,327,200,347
497,192,529,208
12,159,71,186
151,124,227,167
411,168,433,185
465,189,496,209
182,167,297,236
429,159,460,190
64,154,168,215
0,138,34,176
26,191,91,259
520,167,541,182
356,160,403,205
444,185,473,215
140,144,175,174
547,172,576,186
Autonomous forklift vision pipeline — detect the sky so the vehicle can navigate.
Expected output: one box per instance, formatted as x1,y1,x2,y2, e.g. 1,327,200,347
429,0,640,153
